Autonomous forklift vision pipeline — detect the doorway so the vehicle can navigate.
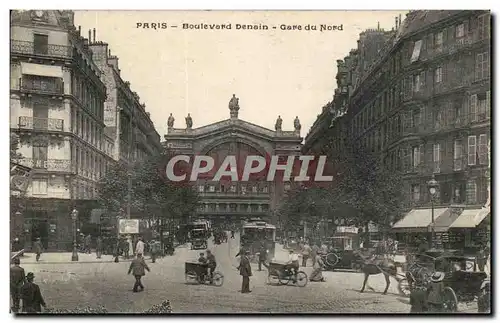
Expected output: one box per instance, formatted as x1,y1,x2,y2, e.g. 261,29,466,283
31,219,49,249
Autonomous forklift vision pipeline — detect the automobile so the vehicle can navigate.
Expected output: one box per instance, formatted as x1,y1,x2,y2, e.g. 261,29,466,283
191,238,207,250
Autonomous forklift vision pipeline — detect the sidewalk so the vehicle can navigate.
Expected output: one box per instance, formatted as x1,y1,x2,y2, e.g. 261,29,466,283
17,252,153,264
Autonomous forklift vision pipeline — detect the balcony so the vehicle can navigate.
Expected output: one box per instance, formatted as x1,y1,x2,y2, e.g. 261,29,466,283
11,40,73,59
19,77,64,95
18,116,64,131
420,33,485,61
199,191,270,198
197,208,269,215
432,79,469,96
19,158,72,172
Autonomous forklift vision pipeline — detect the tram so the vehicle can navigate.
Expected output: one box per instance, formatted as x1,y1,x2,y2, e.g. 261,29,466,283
240,218,276,261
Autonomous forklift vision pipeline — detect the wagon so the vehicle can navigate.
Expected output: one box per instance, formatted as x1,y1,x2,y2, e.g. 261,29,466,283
184,261,224,286
267,261,308,287
191,238,207,250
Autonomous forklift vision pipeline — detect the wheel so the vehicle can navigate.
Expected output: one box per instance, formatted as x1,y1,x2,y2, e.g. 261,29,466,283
325,253,339,267
442,286,458,312
397,278,412,297
278,271,291,285
212,271,224,287
295,271,308,287
267,273,280,285
185,270,198,283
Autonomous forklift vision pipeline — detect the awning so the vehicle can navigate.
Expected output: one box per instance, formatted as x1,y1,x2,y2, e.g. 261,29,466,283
449,207,490,229
392,208,450,233
433,208,463,233
21,62,63,78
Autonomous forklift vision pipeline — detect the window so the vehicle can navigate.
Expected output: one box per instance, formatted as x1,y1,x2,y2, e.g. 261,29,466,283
435,67,443,83
433,143,441,173
435,32,443,51
411,184,420,202
478,14,490,40
230,185,236,193
284,183,291,191
410,40,422,63
209,185,215,192
241,186,247,194
466,179,477,204
198,185,204,193
252,186,258,193
479,134,488,165
33,34,48,55
32,179,48,195
262,186,268,193
478,96,487,120
456,24,465,39
468,136,477,165
32,145,48,168
413,74,420,92
475,52,489,80
469,94,478,122
454,140,463,171
412,145,422,170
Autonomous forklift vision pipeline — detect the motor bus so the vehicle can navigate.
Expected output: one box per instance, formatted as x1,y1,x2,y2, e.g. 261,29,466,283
240,218,276,261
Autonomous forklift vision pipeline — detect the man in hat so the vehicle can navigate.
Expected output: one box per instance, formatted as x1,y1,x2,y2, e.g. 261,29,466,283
286,249,300,282
135,237,145,257
33,238,43,262
238,250,252,293
258,243,268,271
427,271,446,312
409,280,429,313
206,250,217,284
96,235,103,259
10,257,25,312
128,253,150,293
20,272,46,313
149,238,160,263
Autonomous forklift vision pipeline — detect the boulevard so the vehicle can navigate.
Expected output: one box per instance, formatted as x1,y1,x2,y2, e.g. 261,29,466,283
17,233,477,313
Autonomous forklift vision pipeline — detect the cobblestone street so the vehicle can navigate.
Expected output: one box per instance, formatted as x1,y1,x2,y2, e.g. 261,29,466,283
16,233,477,313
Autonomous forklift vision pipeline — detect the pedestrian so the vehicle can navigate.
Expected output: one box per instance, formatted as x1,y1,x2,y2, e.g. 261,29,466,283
96,236,103,259
135,237,145,256
410,283,429,313
128,253,150,293
231,230,235,239
33,238,43,262
85,234,92,254
476,244,487,272
310,253,326,282
238,250,252,293
12,237,22,252
10,257,25,313
311,242,319,267
258,243,268,271
427,272,445,312
301,241,312,267
123,237,130,259
149,239,160,263
20,272,46,313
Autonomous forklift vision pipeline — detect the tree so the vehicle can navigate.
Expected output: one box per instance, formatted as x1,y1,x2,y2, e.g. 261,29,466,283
11,133,23,162
98,153,200,224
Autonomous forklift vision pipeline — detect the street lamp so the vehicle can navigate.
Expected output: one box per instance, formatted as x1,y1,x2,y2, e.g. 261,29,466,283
115,215,121,263
427,175,439,249
71,208,79,261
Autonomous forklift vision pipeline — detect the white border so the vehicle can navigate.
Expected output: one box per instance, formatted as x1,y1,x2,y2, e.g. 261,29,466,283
2,1,497,323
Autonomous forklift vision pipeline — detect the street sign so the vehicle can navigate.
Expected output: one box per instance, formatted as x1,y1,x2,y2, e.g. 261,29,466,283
119,219,140,234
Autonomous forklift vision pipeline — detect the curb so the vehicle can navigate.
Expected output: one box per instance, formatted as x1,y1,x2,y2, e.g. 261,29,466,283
20,257,153,265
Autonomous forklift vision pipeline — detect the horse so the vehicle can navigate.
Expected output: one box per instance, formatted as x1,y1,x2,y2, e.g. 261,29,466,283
353,250,399,295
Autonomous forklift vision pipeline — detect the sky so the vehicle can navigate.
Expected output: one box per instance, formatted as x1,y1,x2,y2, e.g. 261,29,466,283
74,10,408,140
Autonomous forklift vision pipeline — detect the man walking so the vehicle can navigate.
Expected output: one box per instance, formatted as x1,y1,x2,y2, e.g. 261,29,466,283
10,258,25,312
149,238,160,263
311,242,319,267
96,236,103,259
258,243,268,271
84,234,92,254
128,253,150,292
135,237,145,257
301,241,312,267
20,272,46,313
33,238,43,262
238,250,252,293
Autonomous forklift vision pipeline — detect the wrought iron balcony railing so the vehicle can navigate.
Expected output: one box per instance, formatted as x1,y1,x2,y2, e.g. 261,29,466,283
18,116,64,131
19,158,72,172
19,77,64,95
11,40,73,59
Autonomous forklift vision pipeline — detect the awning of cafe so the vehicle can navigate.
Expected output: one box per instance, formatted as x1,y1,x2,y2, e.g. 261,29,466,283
449,207,490,229
391,208,450,233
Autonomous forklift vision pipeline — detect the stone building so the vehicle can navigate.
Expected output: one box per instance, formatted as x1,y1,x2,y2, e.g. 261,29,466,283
304,10,491,248
163,95,302,226
10,10,114,250
89,34,163,163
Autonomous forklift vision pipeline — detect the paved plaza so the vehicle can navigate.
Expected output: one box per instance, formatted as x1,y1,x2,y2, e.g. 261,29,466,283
14,233,478,313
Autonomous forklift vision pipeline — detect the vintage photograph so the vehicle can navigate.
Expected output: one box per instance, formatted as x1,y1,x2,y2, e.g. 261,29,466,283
9,9,491,314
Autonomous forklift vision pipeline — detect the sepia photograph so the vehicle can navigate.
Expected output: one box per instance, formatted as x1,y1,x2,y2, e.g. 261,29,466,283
8,8,491,314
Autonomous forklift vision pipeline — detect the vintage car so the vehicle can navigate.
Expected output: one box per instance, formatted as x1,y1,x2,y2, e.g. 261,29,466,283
191,238,207,250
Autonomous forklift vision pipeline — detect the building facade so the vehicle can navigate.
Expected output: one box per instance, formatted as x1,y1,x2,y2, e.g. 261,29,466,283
304,10,491,248
89,33,163,163
163,95,302,227
10,10,162,251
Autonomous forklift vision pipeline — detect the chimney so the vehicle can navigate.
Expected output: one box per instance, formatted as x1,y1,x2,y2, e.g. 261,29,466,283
395,17,398,29
108,49,111,56
78,25,81,35
93,28,96,43
399,14,402,27
88,30,91,44
377,22,380,30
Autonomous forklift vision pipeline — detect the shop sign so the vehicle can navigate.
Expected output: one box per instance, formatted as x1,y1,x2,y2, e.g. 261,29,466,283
119,219,140,234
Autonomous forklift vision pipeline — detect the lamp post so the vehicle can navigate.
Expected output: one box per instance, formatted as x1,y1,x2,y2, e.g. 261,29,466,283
71,208,79,261
427,175,439,249
114,215,121,263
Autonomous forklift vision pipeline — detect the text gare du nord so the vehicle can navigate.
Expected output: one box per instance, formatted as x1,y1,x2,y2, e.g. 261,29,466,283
164,155,334,182
136,22,344,32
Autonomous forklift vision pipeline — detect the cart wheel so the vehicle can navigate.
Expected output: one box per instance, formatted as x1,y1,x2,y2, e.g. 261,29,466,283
295,271,308,287
185,270,198,283
442,287,458,312
212,272,224,287
325,253,339,267
267,272,280,285
397,278,412,297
